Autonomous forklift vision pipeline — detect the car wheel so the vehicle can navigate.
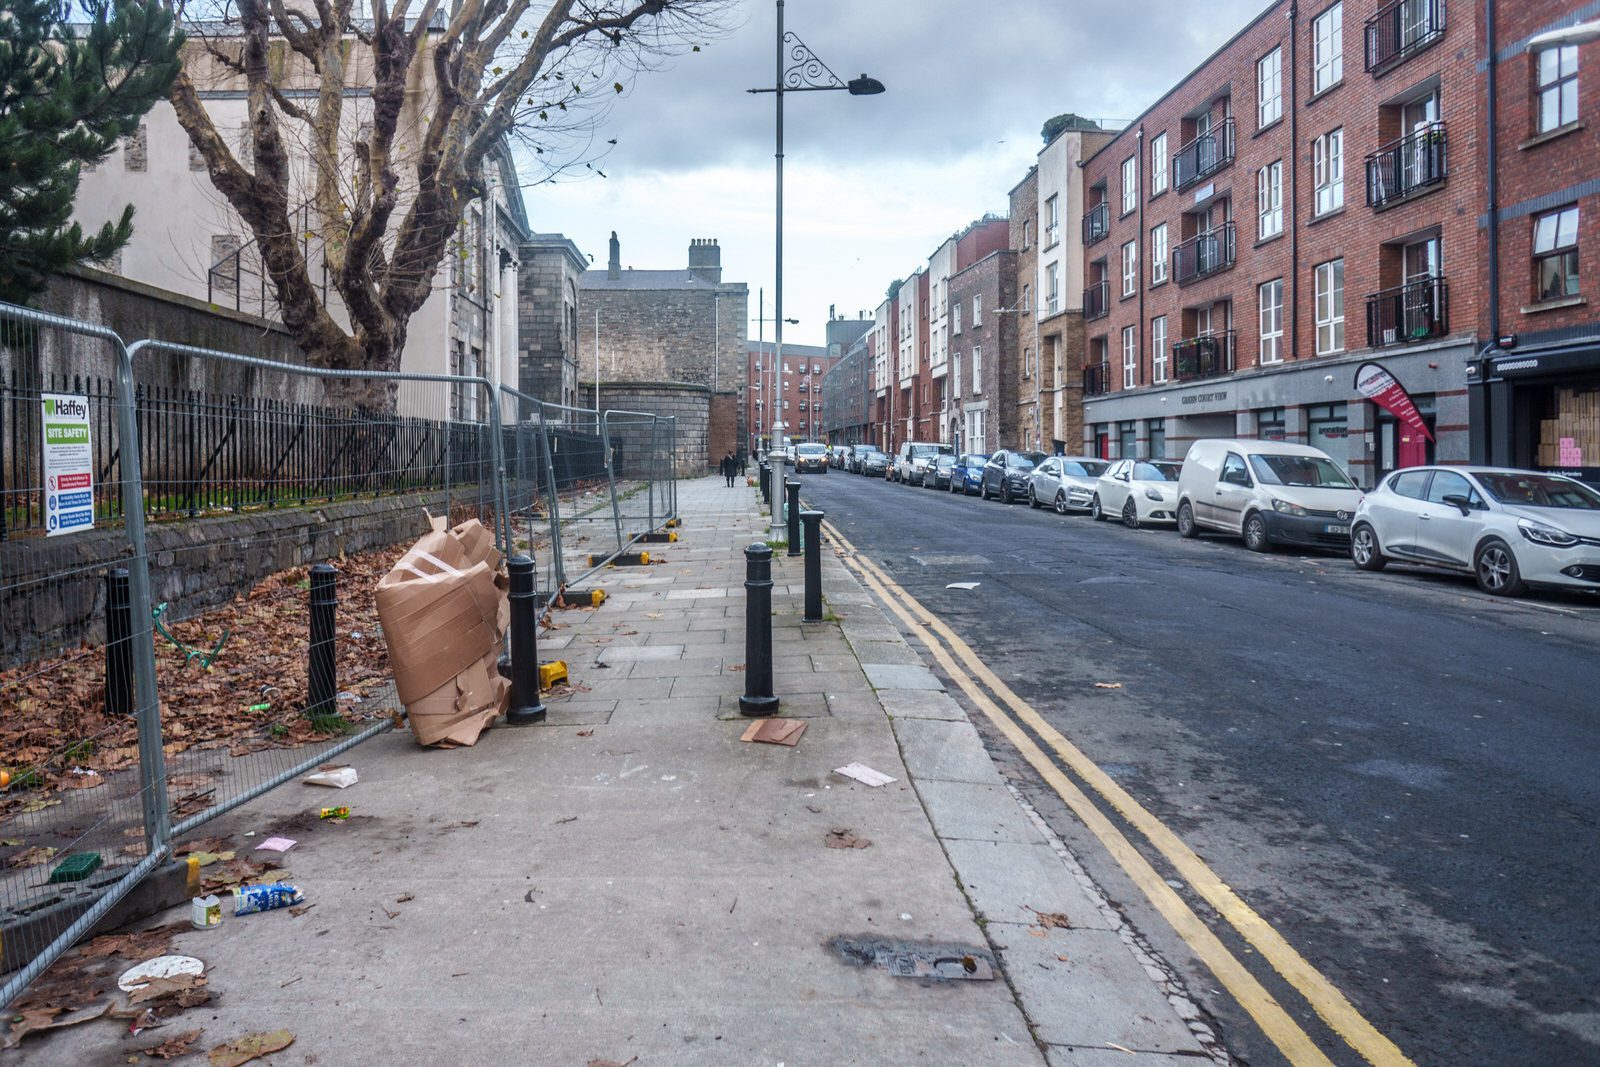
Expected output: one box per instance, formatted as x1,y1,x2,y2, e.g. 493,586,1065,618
1001,483,1013,505
1243,512,1272,553
1177,501,1198,538
1474,538,1526,597
1122,499,1140,529
1350,524,1388,571
1054,491,1067,515
979,481,988,501
1090,493,1105,521
1027,486,1039,508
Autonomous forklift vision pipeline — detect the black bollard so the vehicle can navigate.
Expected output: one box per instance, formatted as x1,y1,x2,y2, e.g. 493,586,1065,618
786,480,802,556
738,543,779,717
105,568,133,717
307,563,338,719
759,462,770,504
801,511,824,623
506,555,547,725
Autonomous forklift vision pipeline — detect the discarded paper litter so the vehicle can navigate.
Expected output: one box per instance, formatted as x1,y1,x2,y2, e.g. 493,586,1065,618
740,718,807,747
304,765,358,789
834,762,897,787
375,513,510,747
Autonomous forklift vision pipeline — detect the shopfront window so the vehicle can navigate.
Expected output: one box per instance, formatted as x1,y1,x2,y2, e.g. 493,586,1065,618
1118,421,1137,458
1258,407,1286,441
1149,419,1166,458
1306,401,1350,471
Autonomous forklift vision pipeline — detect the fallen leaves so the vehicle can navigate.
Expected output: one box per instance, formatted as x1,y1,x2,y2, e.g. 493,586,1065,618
1029,908,1073,930
824,828,871,850
142,1029,202,1059
208,1029,295,1067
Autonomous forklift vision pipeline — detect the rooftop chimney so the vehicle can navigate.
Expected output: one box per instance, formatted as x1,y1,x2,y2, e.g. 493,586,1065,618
607,231,620,280
688,237,722,284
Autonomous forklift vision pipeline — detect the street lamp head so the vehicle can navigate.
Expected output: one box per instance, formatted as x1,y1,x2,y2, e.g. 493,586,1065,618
847,74,886,96
1528,20,1600,49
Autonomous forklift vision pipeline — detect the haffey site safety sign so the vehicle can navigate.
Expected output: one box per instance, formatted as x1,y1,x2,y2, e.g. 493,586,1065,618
41,393,94,537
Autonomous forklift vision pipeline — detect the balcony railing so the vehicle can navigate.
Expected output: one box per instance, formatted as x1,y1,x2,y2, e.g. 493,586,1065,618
1365,0,1445,74
1366,276,1449,347
1172,222,1236,285
1365,122,1447,207
1083,362,1111,396
1173,117,1235,190
1083,202,1110,246
1084,279,1110,320
1173,331,1235,381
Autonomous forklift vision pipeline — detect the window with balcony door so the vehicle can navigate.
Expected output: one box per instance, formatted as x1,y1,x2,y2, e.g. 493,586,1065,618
1045,195,1060,246
1258,47,1282,128
1046,262,1060,315
1121,155,1138,215
1122,326,1138,389
1152,316,1168,382
1315,259,1345,354
1314,128,1344,215
1151,132,1168,194
1369,91,1445,206
1151,223,1168,285
1258,161,1283,238
1314,3,1343,94
1533,206,1579,302
1259,279,1284,363
1121,240,1138,297
1537,45,1579,134
1372,236,1445,346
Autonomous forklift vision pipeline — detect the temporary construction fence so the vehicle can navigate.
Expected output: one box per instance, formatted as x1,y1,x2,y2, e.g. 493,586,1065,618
0,303,677,1007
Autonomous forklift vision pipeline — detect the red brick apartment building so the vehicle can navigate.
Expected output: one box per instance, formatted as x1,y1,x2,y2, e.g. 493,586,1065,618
1470,1,1600,484
1080,0,1479,487
744,340,834,452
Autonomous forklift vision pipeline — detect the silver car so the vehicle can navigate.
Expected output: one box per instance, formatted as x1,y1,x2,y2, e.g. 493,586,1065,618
1350,466,1600,596
1029,456,1111,513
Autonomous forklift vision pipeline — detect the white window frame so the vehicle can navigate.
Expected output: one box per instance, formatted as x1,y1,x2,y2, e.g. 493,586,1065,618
1045,195,1060,246
952,301,961,334
1024,346,1034,379
1121,155,1138,214
1313,2,1343,94
1151,223,1168,285
1315,259,1345,355
1045,262,1060,315
1314,129,1344,216
1259,279,1284,364
1151,316,1168,383
1258,47,1283,128
973,294,982,326
972,344,982,393
1121,240,1138,297
1022,283,1031,316
1121,326,1138,389
1258,161,1283,239
1150,132,1168,194
1537,45,1580,133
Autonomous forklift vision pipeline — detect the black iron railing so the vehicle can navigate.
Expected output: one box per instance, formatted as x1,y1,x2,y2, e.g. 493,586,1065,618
1366,122,1448,207
1173,331,1235,381
1365,0,1445,74
1173,118,1235,190
1172,222,1236,285
206,204,330,319
1083,202,1110,246
1083,362,1111,396
1084,279,1110,320
1366,276,1450,347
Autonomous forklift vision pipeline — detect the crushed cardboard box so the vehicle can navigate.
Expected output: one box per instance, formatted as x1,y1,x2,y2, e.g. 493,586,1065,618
376,513,509,747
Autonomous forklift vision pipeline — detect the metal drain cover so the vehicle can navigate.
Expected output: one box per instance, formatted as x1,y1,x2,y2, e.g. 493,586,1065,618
827,936,996,981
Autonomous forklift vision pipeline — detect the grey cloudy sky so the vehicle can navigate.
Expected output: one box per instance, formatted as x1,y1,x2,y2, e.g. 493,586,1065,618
518,0,1266,347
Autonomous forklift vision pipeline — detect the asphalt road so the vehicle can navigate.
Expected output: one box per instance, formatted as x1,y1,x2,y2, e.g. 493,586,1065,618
796,468,1600,1067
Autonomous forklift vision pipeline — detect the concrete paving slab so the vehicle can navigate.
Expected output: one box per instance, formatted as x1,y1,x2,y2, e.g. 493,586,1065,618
915,780,1045,844
893,717,1003,784
941,840,1115,932
987,924,1206,1054
597,644,685,662
849,640,927,666
880,688,968,721
1047,1049,1211,1066
863,662,945,691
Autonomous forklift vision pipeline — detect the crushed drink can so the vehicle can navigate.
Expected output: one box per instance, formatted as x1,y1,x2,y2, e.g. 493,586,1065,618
232,882,304,915
191,894,222,930
319,806,349,820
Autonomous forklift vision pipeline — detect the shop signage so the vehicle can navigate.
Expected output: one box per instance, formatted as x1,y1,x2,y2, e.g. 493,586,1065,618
41,393,94,537
1352,363,1433,442
1181,391,1228,405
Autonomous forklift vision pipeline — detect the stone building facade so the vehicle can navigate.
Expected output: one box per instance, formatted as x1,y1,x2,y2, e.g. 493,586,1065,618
517,233,588,411
582,382,714,475
948,249,1019,454
574,234,749,453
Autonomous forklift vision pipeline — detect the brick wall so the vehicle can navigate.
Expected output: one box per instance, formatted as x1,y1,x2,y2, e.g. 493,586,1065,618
1010,167,1042,449
708,392,739,461
950,250,1019,451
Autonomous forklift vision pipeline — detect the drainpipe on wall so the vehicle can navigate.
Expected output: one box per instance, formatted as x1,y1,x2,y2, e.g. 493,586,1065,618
1478,0,1501,464
1136,125,1147,407
1288,1,1300,367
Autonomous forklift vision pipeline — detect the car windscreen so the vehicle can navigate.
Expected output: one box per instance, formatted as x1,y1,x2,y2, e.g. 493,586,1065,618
934,455,956,468
1061,460,1109,477
1248,454,1355,488
796,444,826,455
1474,472,1600,509
962,454,989,466
909,444,947,457
1134,462,1181,482
1006,453,1041,469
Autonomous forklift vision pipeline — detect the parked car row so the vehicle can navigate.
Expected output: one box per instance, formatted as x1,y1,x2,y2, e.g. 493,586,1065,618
816,436,1600,598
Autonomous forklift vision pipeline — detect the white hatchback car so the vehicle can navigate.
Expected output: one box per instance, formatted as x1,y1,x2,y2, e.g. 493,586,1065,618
1093,459,1184,528
1350,466,1600,596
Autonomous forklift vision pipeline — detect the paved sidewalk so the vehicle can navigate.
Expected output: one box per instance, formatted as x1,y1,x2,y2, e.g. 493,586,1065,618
13,475,1220,1066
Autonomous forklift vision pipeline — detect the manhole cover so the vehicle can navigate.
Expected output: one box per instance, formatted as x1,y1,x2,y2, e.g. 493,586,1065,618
827,936,996,981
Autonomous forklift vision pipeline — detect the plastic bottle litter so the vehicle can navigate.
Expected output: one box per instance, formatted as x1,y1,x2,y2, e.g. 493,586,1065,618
233,883,304,915
191,894,222,930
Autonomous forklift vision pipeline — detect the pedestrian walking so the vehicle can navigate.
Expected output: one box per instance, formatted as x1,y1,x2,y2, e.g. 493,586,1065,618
720,450,737,488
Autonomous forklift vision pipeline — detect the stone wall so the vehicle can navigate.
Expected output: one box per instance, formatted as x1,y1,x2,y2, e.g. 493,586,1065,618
582,382,712,474
518,236,585,410
1,491,453,669
574,285,749,392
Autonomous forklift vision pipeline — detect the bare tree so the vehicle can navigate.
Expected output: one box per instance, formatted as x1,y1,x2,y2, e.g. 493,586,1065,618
169,0,728,402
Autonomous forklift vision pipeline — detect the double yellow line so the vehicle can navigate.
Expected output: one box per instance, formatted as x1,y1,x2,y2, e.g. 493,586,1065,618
824,519,1413,1067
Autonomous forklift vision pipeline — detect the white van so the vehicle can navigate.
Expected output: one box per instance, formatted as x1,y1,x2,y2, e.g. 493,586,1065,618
894,441,953,485
1176,439,1363,551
